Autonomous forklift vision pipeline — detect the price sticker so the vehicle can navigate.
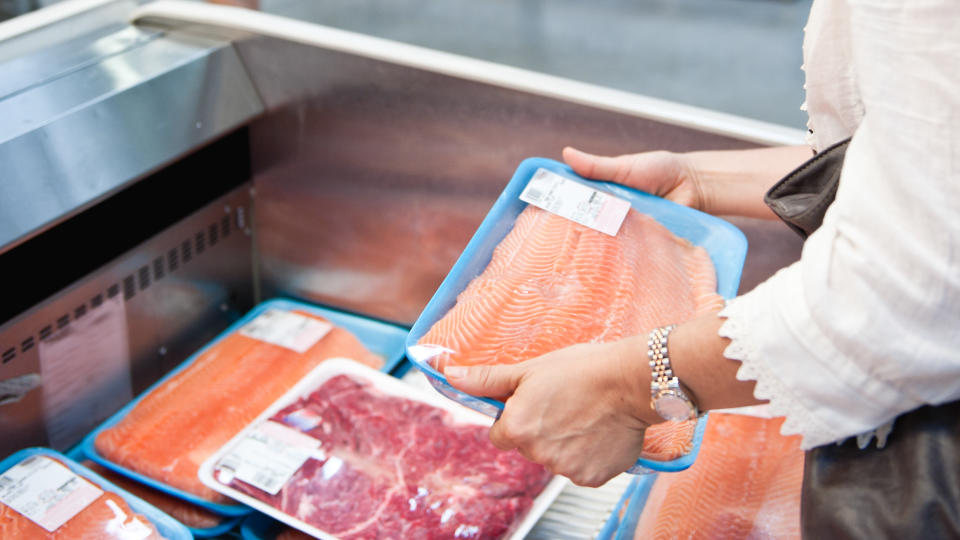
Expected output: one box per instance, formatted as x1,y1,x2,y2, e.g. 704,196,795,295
520,168,631,236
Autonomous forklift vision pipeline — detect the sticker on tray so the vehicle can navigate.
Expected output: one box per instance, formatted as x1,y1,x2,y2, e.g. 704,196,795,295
216,420,322,495
238,309,333,353
0,456,104,532
519,168,630,236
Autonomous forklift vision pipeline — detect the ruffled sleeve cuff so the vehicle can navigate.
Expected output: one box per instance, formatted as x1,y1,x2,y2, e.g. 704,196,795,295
716,264,913,450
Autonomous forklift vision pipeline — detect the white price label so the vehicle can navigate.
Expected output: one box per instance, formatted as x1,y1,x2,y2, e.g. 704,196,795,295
0,456,103,532
217,421,321,495
519,168,631,236
238,309,333,353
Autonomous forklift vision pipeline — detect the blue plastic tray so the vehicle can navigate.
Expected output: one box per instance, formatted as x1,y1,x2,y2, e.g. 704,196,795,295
240,512,283,540
405,157,745,473
81,298,410,516
0,447,193,540
611,474,659,540
64,445,241,537
594,475,658,540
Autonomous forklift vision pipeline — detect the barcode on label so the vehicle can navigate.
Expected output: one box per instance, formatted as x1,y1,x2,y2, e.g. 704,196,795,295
524,188,544,204
253,471,282,493
519,168,630,237
219,455,240,473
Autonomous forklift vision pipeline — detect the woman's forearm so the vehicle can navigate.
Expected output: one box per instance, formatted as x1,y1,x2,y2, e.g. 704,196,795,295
619,313,764,426
686,145,812,219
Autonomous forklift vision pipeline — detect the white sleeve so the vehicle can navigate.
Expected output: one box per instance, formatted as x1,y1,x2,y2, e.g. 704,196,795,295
718,0,960,449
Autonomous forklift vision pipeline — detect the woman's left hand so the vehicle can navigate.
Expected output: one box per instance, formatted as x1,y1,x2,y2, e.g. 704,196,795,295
444,337,653,487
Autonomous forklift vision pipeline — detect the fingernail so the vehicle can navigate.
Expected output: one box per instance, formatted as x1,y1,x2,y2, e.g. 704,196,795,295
444,366,468,380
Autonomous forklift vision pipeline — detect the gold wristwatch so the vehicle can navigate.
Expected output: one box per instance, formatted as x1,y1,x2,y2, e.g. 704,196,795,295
648,325,699,421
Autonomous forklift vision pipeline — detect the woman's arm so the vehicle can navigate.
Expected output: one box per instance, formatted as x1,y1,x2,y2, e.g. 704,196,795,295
563,145,812,219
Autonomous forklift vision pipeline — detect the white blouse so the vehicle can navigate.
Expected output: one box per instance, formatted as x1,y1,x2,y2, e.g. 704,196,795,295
719,0,960,449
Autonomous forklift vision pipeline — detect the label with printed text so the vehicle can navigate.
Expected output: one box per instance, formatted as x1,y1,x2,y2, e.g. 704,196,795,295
519,168,630,236
216,421,322,495
238,309,333,353
0,456,103,532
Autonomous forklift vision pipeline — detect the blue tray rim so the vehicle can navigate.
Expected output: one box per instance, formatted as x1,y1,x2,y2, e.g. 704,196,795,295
613,472,659,540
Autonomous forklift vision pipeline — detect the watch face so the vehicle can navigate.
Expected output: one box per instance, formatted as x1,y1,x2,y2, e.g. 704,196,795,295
654,392,695,421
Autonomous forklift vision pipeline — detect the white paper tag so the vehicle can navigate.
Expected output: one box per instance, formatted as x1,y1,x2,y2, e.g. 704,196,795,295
238,309,333,353
0,456,103,532
39,296,133,449
216,421,321,495
519,168,631,236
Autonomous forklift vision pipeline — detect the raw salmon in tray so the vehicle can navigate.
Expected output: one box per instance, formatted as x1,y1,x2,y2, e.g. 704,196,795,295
619,413,804,540
81,460,242,538
199,358,567,540
0,448,191,540
82,298,409,516
406,157,748,474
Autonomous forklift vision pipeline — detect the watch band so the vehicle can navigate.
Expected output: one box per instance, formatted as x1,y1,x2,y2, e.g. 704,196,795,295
648,324,678,397
648,324,699,421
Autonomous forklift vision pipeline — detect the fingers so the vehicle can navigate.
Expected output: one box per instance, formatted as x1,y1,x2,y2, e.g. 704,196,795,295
562,146,632,184
443,364,522,400
489,419,519,452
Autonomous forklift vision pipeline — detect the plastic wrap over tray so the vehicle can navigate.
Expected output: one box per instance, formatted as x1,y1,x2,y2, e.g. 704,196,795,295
406,157,746,474
200,358,567,540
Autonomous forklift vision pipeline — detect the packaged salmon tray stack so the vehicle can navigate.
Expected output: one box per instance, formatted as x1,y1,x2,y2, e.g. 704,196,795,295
614,412,805,540
198,359,567,540
406,157,748,474
81,298,409,517
0,447,191,540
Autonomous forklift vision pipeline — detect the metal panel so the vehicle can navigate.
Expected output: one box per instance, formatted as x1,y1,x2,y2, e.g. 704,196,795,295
0,186,254,455
236,36,801,324
0,24,159,98
0,27,263,254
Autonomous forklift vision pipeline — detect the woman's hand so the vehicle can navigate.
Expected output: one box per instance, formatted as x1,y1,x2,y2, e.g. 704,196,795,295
563,146,708,211
564,144,812,219
444,338,654,488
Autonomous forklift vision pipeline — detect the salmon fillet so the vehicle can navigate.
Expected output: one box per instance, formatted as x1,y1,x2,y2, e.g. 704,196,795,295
419,206,724,461
82,461,222,530
641,420,697,461
94,311,382,503
634,414,804,539
0,458,168,540
420,206,724,368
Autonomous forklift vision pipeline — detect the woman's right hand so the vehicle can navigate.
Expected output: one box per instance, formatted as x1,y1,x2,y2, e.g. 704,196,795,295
562,146,707,211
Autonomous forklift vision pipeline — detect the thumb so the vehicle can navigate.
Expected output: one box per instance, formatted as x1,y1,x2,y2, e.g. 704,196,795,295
444,364,523,400
562,146,629,183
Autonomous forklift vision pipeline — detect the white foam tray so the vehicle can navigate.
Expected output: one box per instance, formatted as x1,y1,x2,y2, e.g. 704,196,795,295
199,358,566,540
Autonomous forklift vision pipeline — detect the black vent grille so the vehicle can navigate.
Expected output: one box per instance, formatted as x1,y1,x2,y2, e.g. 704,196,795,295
195,231,206,255
153,257,165,281
0,211,242,366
